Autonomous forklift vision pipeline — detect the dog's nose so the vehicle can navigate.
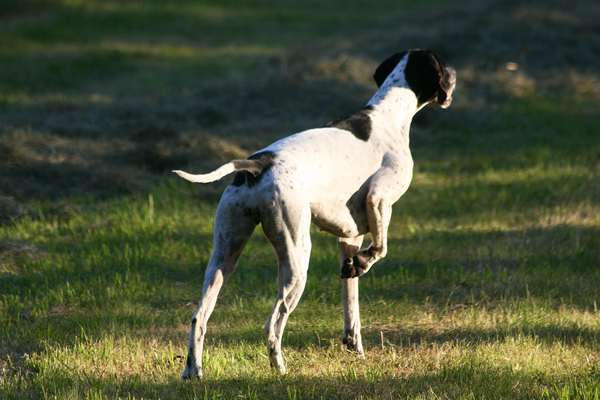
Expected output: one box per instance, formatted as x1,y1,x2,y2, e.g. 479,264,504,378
446,68,456,87
446,68,457,88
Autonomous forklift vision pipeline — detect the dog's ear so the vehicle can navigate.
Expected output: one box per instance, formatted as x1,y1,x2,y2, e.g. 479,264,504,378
404,50,455,107
435,66,456,108
373,52,407,88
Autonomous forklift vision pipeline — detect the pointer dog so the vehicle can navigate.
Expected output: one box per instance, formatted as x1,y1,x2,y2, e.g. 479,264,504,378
174,49,456,379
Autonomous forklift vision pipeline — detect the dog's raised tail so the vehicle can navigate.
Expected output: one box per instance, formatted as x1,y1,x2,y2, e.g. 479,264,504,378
173,162,236,183
173,151,276,184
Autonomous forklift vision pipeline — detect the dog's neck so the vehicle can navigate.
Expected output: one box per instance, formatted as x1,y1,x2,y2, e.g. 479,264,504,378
366,86,421,141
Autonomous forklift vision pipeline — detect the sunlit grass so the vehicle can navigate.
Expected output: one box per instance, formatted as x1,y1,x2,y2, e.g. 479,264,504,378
2,95,600,399
1,0,600,398
2,85,600,399
2,111,600,396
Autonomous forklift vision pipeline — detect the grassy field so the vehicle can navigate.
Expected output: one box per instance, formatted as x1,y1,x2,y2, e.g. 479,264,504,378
2,0,600,398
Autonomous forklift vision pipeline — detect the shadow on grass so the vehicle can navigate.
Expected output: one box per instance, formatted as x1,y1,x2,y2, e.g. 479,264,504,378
1,0,599,210
361,321,600,351
0,160,139,201
402,169,600,223
179,365,598,399
6,219,598,338
5,353,599,399
290,226,600,326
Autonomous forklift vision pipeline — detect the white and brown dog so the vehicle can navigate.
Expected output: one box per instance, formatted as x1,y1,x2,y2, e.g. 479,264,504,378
174,49,456,379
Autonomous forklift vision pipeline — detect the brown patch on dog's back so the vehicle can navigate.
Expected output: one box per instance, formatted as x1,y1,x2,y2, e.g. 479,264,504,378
325,106,374,141
231,151,277,187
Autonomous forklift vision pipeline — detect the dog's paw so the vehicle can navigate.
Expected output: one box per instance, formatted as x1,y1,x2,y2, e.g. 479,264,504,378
343,333,365,355
181,358,202,380
341,256,367,279
341,257,356,278
181,368,202,380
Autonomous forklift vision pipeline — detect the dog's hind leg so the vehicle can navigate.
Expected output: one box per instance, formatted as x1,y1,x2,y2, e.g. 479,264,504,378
338,236,365,354
261,198,312,374
182,191,257,380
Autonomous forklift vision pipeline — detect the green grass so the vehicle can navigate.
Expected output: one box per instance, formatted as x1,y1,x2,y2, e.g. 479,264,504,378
2,96,600,398
2,0,600,398
0,0,440,100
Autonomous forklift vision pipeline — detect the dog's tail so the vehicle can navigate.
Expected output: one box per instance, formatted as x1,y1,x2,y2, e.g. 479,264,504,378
173,162,237,183
173,151,276,184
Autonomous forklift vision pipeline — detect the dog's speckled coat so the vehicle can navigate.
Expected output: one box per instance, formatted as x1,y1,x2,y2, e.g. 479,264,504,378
174,49,456,379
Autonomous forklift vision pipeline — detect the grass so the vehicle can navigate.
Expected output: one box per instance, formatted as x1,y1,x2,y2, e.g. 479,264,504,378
2,0,600,398
2,95,600,398
0,0,440,100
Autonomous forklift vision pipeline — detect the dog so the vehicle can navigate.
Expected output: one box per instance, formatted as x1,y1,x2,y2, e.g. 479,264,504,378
174,49,456,379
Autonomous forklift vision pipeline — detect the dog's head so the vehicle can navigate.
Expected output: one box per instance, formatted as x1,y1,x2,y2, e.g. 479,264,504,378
374,50,456,108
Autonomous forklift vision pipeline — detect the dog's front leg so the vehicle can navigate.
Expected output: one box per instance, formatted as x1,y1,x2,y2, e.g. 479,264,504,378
341,171,398,279
338,236,365,354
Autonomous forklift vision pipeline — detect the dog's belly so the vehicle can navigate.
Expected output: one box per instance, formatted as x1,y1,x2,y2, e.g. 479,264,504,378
311,208,368,237
263,127,391,238
309,181,371,238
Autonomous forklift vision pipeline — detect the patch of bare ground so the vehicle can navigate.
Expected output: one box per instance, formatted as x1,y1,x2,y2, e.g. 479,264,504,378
0,0,598,223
